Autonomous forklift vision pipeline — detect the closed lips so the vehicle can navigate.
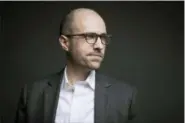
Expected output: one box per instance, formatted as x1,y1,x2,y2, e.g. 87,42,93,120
89,54,102,57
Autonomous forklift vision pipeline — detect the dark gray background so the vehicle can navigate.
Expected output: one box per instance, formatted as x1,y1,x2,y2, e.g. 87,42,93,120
1,1,184,123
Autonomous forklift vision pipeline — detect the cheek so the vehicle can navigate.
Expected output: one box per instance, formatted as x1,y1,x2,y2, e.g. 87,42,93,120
71,42,89,59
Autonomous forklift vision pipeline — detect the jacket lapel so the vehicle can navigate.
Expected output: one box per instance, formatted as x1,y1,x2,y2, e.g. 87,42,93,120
43,70,64,123
95,73,112,123
42,69,112,123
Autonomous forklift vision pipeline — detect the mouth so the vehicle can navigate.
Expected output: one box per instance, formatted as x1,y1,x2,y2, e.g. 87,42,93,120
89,55,103,60
91,55,102,58
88,53,103,58
87,55,102,63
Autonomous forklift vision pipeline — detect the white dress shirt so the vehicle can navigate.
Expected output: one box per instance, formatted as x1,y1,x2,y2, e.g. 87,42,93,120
55,66,95,123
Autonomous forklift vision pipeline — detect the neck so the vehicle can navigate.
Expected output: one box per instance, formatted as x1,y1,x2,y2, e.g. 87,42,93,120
65,60,91,85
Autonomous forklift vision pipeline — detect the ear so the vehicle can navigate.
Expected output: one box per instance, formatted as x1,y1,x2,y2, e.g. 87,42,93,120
59,35,70,52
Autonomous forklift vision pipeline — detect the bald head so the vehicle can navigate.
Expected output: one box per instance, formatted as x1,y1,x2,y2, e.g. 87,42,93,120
60,8,106,35
59,8,108,70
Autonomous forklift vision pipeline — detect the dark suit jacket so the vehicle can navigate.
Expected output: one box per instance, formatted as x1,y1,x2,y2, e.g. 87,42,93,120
15,69,140,123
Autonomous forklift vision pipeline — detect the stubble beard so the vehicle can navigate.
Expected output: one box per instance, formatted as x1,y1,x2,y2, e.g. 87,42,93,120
67,51,104,71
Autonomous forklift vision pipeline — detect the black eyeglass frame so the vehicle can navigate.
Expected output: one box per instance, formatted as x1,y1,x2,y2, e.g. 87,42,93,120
63,32,112,45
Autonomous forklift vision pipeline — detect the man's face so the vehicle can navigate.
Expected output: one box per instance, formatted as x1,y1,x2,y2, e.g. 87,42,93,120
65,13,108,70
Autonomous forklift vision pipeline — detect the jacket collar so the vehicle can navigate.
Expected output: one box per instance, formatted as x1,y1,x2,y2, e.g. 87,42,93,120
44,68,112,123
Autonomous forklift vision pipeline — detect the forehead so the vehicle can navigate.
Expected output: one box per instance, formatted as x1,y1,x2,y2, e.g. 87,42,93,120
72,13,107,34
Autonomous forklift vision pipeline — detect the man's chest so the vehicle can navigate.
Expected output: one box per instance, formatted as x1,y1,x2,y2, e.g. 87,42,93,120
55,84,95,123
27,81,132,123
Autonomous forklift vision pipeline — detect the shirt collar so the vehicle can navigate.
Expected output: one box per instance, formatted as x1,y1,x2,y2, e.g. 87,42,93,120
61,66,95,90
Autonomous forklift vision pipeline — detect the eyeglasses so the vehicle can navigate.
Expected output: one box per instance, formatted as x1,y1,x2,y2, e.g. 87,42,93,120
63,32,112,45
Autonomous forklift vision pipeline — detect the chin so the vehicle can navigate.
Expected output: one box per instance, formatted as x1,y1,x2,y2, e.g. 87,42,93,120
88,62,101,70
89,66,100,70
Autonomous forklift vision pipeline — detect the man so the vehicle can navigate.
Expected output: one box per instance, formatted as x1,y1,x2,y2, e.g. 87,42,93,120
15,8,140,123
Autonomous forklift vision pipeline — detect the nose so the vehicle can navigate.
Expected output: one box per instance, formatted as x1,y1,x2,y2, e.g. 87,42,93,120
94,37,104,49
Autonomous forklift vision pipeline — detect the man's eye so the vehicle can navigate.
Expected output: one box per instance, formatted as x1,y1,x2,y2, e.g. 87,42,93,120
86,34,96,39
